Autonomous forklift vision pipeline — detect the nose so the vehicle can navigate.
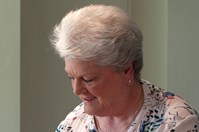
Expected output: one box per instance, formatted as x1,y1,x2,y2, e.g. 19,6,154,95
72,79,86,96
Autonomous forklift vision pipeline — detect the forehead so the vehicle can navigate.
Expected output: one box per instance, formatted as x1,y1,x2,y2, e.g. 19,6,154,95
64,59,119,78
64,59,102,74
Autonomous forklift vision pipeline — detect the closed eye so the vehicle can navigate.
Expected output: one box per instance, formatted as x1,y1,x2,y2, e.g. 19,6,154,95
81,77,94,83
68,75,74,80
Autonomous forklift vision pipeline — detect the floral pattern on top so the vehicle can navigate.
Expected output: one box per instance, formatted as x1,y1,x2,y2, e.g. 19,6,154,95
56,79,199,132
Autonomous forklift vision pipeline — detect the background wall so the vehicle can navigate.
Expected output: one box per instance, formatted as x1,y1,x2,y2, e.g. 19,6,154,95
20,0,131,132
168,0,199,111
0,0,20,132
132,0,199,111
131,0,199,111
131,0,168,88
1,0,198,132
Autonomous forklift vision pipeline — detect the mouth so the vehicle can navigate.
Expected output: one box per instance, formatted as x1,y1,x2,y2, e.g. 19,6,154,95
81,96,96,103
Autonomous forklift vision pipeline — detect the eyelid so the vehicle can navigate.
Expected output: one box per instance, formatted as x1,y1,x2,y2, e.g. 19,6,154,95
67,74,96,83
82,77,94,82
67,75,74,80
81,77,95,83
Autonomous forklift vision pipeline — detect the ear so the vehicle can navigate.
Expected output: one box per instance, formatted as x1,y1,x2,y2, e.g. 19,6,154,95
123,64,135,85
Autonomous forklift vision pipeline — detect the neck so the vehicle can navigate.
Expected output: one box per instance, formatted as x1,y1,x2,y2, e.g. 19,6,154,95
95,80,144,132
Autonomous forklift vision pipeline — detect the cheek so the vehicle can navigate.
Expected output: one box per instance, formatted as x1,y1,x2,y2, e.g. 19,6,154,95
87,83,104,96
87,74,124,97
90,81,118,97
85,80,109,98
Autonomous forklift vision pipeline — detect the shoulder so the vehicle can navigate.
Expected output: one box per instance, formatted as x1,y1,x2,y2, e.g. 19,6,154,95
140,79,199,131
163,95,199,131
56,103,89,132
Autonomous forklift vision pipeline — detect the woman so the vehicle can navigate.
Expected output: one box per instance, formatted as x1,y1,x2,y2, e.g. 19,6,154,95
51,5,199,132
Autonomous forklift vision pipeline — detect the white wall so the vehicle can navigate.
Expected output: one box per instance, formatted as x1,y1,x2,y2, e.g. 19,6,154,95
0,0,20,132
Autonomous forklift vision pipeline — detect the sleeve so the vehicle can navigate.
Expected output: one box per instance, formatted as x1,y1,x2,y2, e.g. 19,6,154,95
159,99,199,132
170,114,199,131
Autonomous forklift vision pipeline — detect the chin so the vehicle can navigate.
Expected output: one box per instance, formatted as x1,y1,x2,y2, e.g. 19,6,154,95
84,104,103,116
84,106,108,117
84,104,97,115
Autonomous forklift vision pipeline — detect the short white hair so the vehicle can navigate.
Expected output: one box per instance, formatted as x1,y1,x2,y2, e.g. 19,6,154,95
51,4,143,79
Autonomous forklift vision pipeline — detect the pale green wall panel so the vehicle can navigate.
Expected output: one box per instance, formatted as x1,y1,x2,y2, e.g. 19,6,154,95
0,0,20,132
131,0,168,88
168,0,199,111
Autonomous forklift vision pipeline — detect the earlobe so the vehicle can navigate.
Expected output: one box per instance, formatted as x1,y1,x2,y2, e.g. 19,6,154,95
128,80,132,85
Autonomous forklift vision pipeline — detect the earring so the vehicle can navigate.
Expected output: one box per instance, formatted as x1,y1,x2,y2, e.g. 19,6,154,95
128,80,132,83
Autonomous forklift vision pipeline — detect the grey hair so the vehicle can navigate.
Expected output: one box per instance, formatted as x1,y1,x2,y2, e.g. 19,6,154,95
51,4,143,79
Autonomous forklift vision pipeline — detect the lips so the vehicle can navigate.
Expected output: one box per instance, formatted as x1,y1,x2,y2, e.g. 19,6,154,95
81,96,96,102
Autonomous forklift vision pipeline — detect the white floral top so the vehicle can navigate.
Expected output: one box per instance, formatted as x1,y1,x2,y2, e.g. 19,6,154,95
56,79,199,132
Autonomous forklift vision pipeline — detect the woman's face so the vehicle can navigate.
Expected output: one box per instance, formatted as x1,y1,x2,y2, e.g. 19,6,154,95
65,59,131,116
